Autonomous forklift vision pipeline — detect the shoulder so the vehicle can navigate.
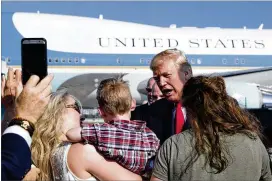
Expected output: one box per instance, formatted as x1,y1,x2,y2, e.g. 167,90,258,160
162,129,194,151
68,143,102,173
149,99,174,115
133,103,149,113
69,143,97,158
151,98,173,108
70,143,106,164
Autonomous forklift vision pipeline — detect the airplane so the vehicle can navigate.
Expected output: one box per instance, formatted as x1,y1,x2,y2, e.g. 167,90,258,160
2,12,272,115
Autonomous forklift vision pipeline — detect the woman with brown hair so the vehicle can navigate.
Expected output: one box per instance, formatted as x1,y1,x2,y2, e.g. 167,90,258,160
151,76,271,181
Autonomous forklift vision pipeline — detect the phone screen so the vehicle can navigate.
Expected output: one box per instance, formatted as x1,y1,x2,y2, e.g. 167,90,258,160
21,38,48,85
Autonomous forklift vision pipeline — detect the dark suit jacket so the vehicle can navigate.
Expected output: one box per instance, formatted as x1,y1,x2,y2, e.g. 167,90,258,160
132,98,190,145
1,133,31,180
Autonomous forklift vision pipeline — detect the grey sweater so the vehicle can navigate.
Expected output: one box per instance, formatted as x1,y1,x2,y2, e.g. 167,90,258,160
153,130,272,181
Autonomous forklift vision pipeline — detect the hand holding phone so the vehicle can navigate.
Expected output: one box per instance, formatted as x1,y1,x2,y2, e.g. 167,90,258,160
21,38,48,85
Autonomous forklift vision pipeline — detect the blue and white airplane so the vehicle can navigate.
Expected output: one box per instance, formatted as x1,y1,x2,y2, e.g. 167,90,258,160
2,11,272,109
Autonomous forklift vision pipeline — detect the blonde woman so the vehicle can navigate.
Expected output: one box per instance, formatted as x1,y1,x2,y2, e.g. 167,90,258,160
31,90,141,181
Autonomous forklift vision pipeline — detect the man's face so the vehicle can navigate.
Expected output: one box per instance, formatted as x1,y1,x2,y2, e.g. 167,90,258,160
151,83,164,104
146,78,155,104
153,60,186,103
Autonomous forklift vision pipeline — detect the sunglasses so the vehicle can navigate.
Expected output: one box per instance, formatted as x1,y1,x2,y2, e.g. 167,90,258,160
145,87,152,93
66,101,81,115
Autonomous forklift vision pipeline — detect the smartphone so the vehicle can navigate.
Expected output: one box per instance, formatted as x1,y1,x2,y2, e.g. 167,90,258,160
21,38,48,85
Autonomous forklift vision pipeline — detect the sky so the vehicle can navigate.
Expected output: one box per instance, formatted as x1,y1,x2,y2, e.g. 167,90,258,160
2,1,272,29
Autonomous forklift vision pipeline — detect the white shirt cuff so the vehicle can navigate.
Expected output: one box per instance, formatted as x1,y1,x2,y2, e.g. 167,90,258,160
3,125,32,147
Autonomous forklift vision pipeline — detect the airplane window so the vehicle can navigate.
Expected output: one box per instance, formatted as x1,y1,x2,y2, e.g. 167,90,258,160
116,58,121,64
191,58,195,64
81,58,86,64
61,58,66,63
241,59,245,64
75,58,79,63
235,58,239,64
68,58,72,63
197,58,202,64
147,59,151,64
140,58,144,64
55,58,59,63
222,58,227,64
48,58,52,63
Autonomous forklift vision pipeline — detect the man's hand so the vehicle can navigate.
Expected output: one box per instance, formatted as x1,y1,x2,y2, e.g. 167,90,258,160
1,68,23,110
23,165,40,181
1,68,24,133
66,127,83,142
15,74,54,124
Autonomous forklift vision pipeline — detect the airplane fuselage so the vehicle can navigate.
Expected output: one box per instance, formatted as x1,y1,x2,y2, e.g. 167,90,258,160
2,12,272,107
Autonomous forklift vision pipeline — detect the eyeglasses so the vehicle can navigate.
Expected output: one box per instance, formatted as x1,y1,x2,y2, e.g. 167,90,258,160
145,87,152,93
66,101,81,115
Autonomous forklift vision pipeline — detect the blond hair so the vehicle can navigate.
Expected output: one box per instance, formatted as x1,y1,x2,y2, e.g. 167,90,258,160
150,48,191,73
31,90,71,181
96,77,132,116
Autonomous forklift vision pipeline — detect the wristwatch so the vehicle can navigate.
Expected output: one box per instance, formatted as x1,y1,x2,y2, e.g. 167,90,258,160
8,117,35,137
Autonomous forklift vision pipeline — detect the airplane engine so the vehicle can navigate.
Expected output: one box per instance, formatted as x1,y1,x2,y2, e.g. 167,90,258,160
224,80,272,109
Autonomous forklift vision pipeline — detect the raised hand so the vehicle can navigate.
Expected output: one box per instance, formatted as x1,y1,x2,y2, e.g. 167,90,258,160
15,74,54,124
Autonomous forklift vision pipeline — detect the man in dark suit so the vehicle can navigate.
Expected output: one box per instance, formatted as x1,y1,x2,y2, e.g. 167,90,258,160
131,49,193,144
1,68,53,180
133,77,164,123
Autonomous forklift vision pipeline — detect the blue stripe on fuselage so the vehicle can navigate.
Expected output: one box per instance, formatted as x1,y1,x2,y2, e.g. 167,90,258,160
4,52,272,67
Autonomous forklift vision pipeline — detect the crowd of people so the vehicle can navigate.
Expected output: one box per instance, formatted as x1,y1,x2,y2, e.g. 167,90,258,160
1,48,271,181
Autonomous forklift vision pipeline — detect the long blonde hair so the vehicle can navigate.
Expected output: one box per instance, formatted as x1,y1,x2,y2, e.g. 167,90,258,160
31,90,70,181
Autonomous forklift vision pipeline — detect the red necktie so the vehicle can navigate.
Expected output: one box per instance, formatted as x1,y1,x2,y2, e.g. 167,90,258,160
175,102,185,134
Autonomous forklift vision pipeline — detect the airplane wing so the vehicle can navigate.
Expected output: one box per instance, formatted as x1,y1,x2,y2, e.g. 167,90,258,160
203,66,272,88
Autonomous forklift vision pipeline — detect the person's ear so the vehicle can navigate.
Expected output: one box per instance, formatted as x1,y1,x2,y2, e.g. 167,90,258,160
98,107,105,117
130,99,136,111
184,69,192,82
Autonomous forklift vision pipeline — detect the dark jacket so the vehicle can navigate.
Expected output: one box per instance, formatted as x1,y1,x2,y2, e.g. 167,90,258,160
132,98,190,145
1,133,31,180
